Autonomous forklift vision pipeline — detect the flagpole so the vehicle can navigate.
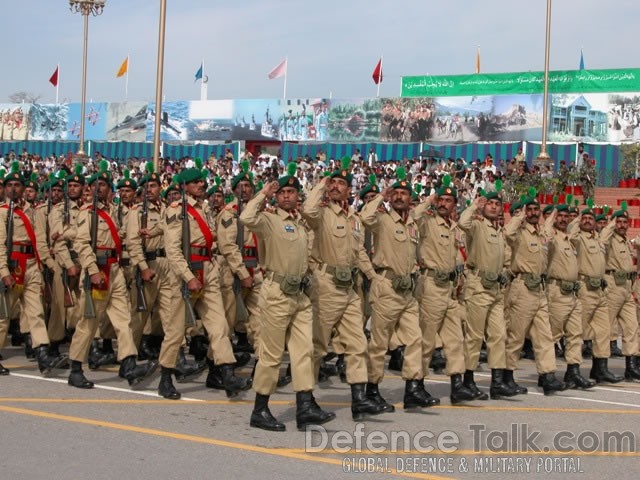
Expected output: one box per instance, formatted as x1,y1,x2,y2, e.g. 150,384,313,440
283,56,288,100
377,55,383,98
125,54,129,100
56,64,60,104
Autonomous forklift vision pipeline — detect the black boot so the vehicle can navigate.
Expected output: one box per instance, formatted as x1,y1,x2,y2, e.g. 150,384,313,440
336,354,347,383
0,362,9,375
351,383,386,420
120,355,158,388
234,351,252,368
90,340,116,370
365,383,395,413
205,359,225,390
277,363,292,387
220,364,251,397
295,391,336,431
68,360,94,389
138,335,158,360
564,364,595,389
478,341,488,364
610,340,623,357
403,379,440,409
590,358,624,383
582,340,593,359
450,373,477,405
463,370,489,400
49,342,69,369
430,348,446,373
538,372,567,395
250,393,285,431
318,356,338,382
158,367,181,400
149,335,164,358
175,349,206,383
188,335,209,362
36,345,68,376
24,333,35,359
388,346,405,372
234,331,254,354
503,369,528,394
521,338,535,360
624,356,640,381
489,369,518,399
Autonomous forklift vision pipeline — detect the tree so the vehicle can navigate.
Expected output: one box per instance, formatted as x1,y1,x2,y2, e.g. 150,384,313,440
7,91,42,104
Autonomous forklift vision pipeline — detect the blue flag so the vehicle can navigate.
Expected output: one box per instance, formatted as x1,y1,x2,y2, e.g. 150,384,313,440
194,63,203,82
579,50,585,70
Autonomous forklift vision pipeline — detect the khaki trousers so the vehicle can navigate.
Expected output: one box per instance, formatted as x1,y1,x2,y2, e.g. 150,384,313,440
606,276,638,356
547,283,583,365
253,278,315,395
579,283,611,358
46,262,66,343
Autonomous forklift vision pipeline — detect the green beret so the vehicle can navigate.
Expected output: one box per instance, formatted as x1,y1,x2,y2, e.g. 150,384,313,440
610,209,629,220
555,204,569,213
483,191,502,202
543,204,554,215
436,184,457,198
359,183,379,199
509,201,522,215
330,168,353,185
391,179,412,194
521,197,539,207
140,172,161,186
581,208,595,217
277,175,301,191
4,163,24,186
25,180,39,190
117,178,138,190
88,171,112,186
180,167,204,184
206,185,220,197
594,214,607,222
231,171,253,190
568,206,579,214
161,182,180,199
67,173,85,186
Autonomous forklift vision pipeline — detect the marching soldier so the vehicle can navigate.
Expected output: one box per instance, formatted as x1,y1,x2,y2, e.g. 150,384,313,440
545,205,595,389
164,162,251,397
0,162,67,375
360,169,437,410
458,192,518,399
303,167,386,420
67,161,157,389
503,196,567,395
241,166,336,432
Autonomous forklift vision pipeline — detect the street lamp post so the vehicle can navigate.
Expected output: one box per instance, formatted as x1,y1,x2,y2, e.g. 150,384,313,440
536,0,552,167
69,0,106,158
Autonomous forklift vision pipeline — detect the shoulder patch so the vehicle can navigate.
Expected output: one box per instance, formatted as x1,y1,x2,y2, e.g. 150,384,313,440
221,217,233,229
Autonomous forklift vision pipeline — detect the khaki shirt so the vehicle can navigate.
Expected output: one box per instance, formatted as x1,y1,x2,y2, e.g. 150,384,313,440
503,212,547,275
302,181,369,271
571,229,606,278
413,201,457,272
0,199,38,278
115,203,131,260
164,195,214,283
126,201,165,272
50,199,82,270
605,229,634,273
74,201,120,277
35,202,56,270
547,228,579,281
360,194,418,276
458,206,504,274
216,198,259,281
239,192,308,278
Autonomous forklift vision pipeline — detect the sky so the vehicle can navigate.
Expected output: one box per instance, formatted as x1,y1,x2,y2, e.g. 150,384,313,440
2,0,638,104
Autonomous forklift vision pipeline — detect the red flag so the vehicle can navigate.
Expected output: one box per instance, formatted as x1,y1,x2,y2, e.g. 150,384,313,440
372,59,383,84
49,66,59,87
268,58,287,80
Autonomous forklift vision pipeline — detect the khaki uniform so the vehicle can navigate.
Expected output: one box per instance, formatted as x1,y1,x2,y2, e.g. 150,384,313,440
127,201,184,369
240,192,315,395
116,203,141,342
546,227,583,365
302,182,369,384
0,200,50,349
360,194,422,383
413,201,465,377
503,212,557,374
458,206,507,370
571,224,611,358
69,202,138,363
602,222,638,356
164,195,236,367
216,199,263,345
49,199,83,331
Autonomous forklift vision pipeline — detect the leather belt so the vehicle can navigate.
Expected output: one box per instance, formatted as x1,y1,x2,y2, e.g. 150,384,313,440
191,247,211,257
319,263,358,276
605,270,635,280
12,244,33,254
420,267,456,281
144,248,166,261
119,258,131,267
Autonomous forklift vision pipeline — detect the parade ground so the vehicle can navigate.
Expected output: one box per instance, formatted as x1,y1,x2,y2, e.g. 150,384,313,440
1,347,638,480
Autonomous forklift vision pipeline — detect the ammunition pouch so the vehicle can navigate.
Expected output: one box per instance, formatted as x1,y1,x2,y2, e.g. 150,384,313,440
391,274,414,293
584,276,605,291
559,280,580,295
522,273,543,292
333,265,356,289
612,270,630,286
480,271,500,290
280,275,303,296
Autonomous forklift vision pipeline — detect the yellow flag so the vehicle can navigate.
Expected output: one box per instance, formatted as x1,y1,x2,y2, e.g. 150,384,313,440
116,57,129,78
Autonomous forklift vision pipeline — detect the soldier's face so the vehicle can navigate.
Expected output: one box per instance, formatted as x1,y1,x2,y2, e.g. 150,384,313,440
212,191,225,209
596,219,608,230
5,180,23,201
525,204,540,224
436,195,456,218
497,213,505,227
237,180,254,203
168,190,181,203
276,186,299,212
95,180,110,202
390,188,411,212
615,217,628,237
328,177,350,202
580,214,595,232
24,187,37,202
146,182,161,203
186,179,205,199
483,199,502,221
51,186,63,204
82,186,93,203
119,187,136,205
554,211,569,232
569,212,579,221
67,182,83,200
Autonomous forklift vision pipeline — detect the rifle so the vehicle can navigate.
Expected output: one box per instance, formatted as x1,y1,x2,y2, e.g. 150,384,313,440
0,197,14,319
181,184,197,328
233,189,249,324
134,184,149,312
61,183,75,308
83,188,98,319
42,184,54,307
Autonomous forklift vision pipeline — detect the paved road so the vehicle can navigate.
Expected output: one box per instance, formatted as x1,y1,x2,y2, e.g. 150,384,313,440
1,347,639,480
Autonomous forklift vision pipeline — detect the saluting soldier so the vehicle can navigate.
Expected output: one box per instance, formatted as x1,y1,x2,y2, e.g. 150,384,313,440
360,168,437,411
164,162,251,397
0,162,67,375
67,161,157,389
458,191,518,399
241,165,336,432
503,195,567,395
302,163,386,421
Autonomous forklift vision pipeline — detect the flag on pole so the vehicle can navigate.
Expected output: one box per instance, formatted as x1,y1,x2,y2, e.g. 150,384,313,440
116,57,129,78
49,66,59,87
372,58,383,84
267,58,287,80
475,47,481,74
579,49,585,70
194,62,203,82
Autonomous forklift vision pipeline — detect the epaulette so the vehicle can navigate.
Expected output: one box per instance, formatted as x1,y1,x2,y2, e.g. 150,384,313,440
35,203,47,210
130,204,139,210
169,201,181,208
224,203,238,212
80,204,92,210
